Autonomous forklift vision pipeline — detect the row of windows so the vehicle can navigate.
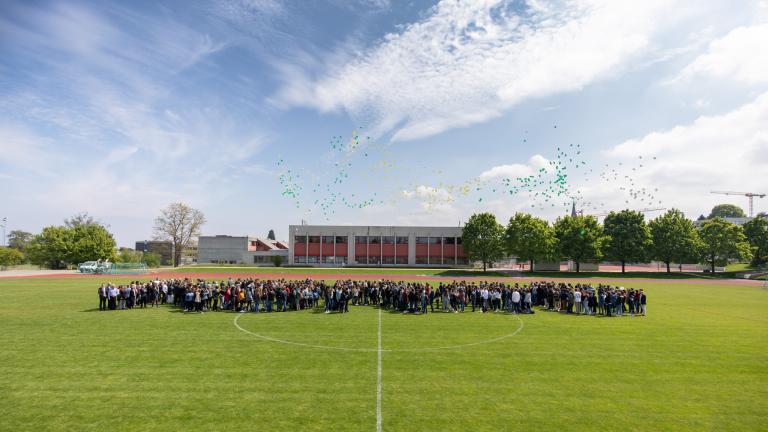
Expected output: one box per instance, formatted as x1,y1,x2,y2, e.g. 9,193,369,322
295,256,349,264
355,256,409,265
415,257,470,265
415,237,462,245
294,236,348,244
355,236,409,245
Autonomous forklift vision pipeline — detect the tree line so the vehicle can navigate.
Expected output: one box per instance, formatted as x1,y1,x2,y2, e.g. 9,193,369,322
0,203,206,270
461,207,766,273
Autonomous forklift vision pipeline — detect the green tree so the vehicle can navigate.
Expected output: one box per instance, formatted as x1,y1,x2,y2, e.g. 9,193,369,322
267,229,276,240
553,215,605,273
68,223,117,265
698,218,752,273
142,252,161,268
0,247,25,269
117,247,142,263
708,204,746,219
26,226,74,269
64,212,101,228
505,213,557,273
271,255,284,267
603,210,652,273
648,209,701,272
462,212,505,272
7,230,33,252
741,216,768,266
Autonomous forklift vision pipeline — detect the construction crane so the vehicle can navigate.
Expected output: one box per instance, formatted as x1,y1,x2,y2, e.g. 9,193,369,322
710,191,766,217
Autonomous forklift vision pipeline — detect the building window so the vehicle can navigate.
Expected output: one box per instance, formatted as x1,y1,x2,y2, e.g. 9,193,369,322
444,237,455,245
251,241,258,246
369,256,380,264
416,237,429,244
355,236,368,244
396,236,409,244
323,256,335,263
295,255,306,264
356,256,368,264
307,255,319,263
335,236,348,244
322,236,335,244
382,236,395,244
416,257,428,264
444,257,456,265
295,235,307,244
395,256,408,265
335,256,347,265
382,256,394,264
428,237,441,245
456,237,463,245
370,236,381,244
308,236,320,244
429,256,442,265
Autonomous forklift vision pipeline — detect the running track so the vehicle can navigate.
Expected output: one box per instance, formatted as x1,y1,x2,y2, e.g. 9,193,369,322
2,270,765,286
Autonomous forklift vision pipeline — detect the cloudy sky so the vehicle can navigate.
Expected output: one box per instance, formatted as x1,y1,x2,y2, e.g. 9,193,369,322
1,0,767,246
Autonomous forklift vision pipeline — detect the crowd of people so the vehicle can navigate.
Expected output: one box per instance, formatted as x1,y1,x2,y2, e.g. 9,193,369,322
97,278,646,317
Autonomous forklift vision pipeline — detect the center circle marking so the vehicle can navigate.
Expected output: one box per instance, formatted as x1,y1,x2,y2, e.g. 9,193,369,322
233,311,524,352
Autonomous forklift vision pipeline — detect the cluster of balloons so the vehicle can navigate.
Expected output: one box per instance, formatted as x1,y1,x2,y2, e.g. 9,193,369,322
275,127,665,220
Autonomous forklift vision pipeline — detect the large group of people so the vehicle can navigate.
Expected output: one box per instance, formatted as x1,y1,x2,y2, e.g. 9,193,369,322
97,278,646,317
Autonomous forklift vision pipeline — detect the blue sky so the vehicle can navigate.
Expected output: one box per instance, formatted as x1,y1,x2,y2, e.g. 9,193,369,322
1,0,767,247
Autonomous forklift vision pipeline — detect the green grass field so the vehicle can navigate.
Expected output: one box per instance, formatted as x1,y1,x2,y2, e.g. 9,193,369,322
1,274,766,431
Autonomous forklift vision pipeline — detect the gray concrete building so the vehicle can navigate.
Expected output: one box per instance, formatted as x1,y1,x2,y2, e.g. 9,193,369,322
198,235,288,265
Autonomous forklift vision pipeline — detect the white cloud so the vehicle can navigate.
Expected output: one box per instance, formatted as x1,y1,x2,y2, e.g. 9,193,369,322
607,91,768,216
676,23,768,85
479,154,551,180
273,0,691,141
402,185,454,209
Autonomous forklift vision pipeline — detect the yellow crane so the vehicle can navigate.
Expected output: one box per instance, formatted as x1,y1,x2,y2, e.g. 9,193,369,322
710,191,766,217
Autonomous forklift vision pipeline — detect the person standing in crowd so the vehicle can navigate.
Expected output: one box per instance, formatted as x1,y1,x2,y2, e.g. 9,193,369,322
98,284,108,311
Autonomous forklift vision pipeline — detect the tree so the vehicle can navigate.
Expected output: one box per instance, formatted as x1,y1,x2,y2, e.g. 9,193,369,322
271,255,283,267
267,229,276,240
68,223,117,265
698,218,752,273
603,210,652,273
462,212,505,272
742,216,768,265
648,209,701,272
505,213,557,273
553,215,605,273
0,247,25,269
153,202,206,267
142,252,161,268
708,204,746,219
64,212,101,228
26,226,74,269
7,230,33,252
117,247,143,263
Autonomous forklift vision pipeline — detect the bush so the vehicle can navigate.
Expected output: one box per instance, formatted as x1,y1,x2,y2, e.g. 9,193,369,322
0,247,25,269
271,255,284,267
142,252,162,268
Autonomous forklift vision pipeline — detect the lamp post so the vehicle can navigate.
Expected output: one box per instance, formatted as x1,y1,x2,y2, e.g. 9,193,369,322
1,217,6,247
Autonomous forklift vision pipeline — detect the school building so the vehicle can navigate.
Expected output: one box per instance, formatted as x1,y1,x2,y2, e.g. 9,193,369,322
288,225,469,267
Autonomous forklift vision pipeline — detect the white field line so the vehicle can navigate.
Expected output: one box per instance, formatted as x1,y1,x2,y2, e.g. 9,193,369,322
377,306,383,432
233,312,524,353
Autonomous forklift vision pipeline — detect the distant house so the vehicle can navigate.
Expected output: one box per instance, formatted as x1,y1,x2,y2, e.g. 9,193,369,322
198,235,289,265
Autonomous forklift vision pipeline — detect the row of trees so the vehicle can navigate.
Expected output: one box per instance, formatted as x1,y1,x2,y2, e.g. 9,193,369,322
461,209,763,273
1,203,207,269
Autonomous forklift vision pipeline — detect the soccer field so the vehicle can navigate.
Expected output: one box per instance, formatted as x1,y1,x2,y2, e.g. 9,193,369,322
0,274,766,431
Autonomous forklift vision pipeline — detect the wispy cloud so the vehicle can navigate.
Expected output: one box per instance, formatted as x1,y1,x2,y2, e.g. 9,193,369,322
674,23,768,85
272,0,696,141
